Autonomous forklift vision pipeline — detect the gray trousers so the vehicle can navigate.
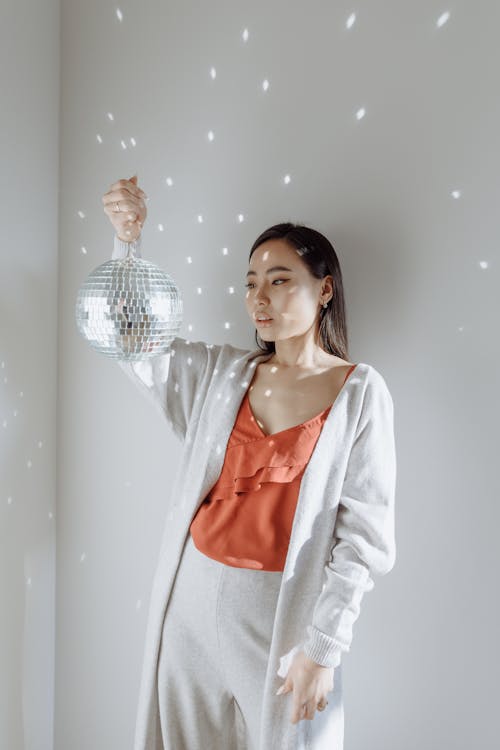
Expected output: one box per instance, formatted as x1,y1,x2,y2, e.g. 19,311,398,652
157,532,283,750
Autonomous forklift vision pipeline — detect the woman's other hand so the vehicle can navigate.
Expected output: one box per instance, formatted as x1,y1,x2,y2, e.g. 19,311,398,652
275,649,334,724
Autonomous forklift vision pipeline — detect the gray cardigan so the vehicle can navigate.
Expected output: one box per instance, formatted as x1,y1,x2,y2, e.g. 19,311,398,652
111,234,397,749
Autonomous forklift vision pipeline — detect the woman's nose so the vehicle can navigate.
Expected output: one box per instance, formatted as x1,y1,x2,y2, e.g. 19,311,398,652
255,289,269,302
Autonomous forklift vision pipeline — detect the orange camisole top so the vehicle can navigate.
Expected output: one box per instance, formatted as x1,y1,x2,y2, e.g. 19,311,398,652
189,364,358,571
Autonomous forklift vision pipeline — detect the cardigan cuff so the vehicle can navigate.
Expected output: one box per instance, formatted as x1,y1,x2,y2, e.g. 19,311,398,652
112,233,142,260
302,626,344,668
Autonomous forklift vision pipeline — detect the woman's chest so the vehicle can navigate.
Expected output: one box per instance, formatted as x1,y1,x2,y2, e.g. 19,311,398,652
247,361,356,437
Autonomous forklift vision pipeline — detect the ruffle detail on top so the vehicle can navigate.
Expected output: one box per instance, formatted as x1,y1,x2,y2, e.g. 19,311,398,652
211,461,308,501
204,395,330,505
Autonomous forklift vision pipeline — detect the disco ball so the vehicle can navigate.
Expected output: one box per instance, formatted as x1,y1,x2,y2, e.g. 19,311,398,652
75,245,183,361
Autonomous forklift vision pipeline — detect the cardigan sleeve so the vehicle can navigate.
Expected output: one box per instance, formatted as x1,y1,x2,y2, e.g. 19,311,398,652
111,234,221,441
302,372,397,669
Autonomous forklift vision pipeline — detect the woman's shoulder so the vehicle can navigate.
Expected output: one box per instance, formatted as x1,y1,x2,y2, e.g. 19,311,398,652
346,359,387,381
355,362,394,409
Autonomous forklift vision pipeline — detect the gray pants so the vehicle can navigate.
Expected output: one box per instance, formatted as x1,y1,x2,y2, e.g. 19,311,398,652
157,532,283,750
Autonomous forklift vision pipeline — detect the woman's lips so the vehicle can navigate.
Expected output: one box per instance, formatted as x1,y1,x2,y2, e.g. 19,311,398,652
256,318,274,326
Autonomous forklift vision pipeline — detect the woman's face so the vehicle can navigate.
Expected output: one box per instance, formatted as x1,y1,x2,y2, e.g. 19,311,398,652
245,239,330,343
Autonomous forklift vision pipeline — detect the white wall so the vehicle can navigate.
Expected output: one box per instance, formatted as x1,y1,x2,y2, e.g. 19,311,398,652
2,1,499,748
0,0,60,749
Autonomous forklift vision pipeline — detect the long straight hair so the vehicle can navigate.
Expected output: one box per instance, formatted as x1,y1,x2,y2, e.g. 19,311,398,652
248,222,349,360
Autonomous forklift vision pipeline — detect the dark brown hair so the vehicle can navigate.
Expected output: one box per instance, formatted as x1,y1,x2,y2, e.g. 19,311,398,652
248,222,349,359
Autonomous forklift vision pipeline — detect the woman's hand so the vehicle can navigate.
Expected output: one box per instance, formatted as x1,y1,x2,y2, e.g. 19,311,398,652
102,175,148,242
276,650,334,724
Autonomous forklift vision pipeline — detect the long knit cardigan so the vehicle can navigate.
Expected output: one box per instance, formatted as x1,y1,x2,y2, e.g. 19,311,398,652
111,235,397,750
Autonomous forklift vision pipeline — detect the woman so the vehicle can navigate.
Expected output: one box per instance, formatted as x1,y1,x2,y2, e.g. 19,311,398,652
102,176,397,750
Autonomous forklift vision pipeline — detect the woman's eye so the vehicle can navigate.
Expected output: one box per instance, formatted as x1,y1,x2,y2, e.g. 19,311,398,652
245,279,287,288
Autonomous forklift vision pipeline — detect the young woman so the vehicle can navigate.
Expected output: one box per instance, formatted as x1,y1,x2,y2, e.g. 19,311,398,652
103,176,397,750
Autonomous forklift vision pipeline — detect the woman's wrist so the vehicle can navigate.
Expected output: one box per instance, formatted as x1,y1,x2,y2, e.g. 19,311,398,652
117,233,140,243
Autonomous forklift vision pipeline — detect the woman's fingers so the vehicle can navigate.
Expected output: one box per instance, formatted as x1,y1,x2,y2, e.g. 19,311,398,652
103,196,143,219
102,188,146,206
103,191,146,214
289,692,329,723
102,177,148,242
108,177,147,200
